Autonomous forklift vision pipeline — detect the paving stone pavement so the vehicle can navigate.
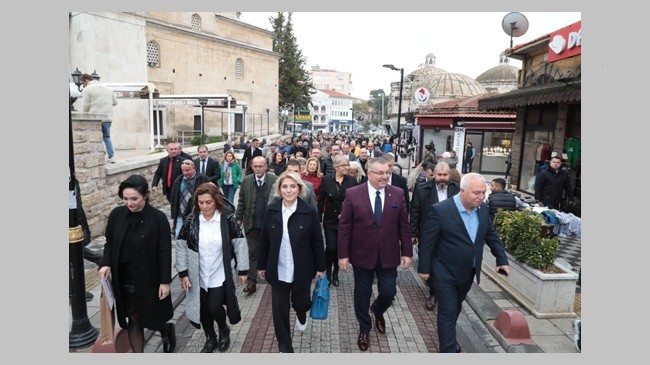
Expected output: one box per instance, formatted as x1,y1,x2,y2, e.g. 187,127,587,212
72,176,581,353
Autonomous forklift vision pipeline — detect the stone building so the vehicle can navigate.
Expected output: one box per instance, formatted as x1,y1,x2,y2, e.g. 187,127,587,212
69,12,281,152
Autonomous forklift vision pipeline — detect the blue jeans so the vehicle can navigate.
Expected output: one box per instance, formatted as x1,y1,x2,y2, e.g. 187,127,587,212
175,216,184,238
221,184,236,204
102,121,114,159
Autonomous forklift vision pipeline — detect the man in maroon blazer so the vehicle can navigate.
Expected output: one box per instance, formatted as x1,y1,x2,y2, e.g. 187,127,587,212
338,157,413,352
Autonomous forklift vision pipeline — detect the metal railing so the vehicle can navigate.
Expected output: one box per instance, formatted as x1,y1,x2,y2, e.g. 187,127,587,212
179,130,201,146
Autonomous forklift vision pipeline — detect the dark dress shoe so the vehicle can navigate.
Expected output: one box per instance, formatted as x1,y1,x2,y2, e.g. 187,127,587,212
456,343,462,353
425,296,437,311
244,283,256,295
374,311,386,334
162,323,176,353
357,333,369,351
85,291,94,302
201,336,218,353
218,326,231,352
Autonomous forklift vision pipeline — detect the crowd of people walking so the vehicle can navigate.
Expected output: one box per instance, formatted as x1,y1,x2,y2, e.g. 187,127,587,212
93,129,583,353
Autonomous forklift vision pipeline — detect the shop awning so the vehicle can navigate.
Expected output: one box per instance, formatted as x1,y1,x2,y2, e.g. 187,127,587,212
478,81,581,111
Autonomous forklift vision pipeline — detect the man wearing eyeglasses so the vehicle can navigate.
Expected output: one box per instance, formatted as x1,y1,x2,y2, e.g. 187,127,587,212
337,157,412,352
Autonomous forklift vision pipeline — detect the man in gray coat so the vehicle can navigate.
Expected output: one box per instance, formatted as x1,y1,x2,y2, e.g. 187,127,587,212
236,156,278,295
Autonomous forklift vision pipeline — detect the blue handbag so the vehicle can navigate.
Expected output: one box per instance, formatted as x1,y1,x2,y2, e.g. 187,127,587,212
310,276,330,320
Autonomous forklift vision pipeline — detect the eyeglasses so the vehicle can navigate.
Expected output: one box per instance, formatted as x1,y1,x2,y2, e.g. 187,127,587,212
336,164,350,168
368,170,391,176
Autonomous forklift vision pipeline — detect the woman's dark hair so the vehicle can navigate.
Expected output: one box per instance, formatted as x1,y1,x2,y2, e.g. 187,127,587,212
118,174,150,201
192,182,225,214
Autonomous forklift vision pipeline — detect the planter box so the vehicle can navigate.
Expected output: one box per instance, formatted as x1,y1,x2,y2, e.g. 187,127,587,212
481,246,578,319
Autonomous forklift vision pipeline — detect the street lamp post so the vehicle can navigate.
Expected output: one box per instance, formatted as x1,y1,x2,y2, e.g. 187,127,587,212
198,97,208,144
242,105,248,135
377,91,385,125
227,95,232,142
383,64,403,162
279,103,294,136
266,108,270,135
69,68,99,348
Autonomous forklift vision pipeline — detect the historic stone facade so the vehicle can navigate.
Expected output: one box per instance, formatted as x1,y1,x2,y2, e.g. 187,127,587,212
70,12,281,151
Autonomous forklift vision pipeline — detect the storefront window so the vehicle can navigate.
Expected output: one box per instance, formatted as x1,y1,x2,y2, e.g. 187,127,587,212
420,128,454,161
479,131,512,174
520,128,554,194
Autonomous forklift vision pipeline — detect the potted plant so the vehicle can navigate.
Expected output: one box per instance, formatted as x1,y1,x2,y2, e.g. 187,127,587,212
481,209,579,318
493,209,559,271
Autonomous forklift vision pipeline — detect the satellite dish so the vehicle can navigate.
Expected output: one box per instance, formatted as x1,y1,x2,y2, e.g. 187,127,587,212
502,12,529,47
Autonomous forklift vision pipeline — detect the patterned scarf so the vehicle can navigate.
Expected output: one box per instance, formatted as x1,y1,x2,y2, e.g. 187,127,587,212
224,161,233,185
179,175,197,216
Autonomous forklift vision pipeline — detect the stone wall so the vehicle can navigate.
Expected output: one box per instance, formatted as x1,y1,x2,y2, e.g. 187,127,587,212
72,111,283,240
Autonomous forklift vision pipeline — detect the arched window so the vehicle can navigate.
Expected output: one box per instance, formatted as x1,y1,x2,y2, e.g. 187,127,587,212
146,41,160,67
320,105,326,113
235,58,244,79
191,14,202,32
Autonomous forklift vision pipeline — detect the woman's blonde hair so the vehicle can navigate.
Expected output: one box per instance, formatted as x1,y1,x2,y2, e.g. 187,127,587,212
273,171,310,200
348,160,366,183
303,157,323,178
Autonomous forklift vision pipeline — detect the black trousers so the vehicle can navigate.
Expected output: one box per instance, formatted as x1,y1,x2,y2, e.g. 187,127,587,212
246,228,262,284
352,260,397,335
270,281,311,353
199,286,227,338
435,268,474,353
323,226,339,279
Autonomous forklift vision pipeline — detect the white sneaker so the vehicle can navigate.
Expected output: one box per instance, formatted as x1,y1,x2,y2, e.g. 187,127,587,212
295,318,308,332
108,157,116,163
573,319,581,352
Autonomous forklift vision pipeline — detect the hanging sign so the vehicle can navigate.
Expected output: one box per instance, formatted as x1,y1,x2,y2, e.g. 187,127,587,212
414,87,430,104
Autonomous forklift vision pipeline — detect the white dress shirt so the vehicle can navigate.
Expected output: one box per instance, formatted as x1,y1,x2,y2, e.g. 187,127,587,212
198,211,225,290
437,186,448,202
278,199,297,283
367,183,384,214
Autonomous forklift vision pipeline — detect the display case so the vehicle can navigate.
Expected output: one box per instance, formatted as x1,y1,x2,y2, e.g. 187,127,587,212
479,133,511,173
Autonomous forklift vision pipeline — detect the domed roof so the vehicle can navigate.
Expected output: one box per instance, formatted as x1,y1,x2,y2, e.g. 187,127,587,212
476,54,519,83
406,53,447,84
404,54,486,103
419,72,488,98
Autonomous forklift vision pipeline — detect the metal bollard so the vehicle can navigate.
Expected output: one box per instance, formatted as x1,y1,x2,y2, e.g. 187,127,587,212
69,224,98,349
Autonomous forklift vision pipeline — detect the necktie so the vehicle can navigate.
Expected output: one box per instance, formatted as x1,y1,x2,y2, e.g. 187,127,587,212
374,191,382,225
201,160,206,174
258,179,263,188
167,158,174,187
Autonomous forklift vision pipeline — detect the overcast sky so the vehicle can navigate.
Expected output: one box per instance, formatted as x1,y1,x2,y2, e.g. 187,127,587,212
240,12,581,100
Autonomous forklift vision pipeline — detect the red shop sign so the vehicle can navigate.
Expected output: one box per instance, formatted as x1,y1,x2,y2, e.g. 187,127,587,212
548,20,581,63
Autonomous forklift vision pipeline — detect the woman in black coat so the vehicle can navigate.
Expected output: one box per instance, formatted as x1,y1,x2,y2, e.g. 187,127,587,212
317,154,358,286
268,151,287,175
257,171,326,353
99,174,175,353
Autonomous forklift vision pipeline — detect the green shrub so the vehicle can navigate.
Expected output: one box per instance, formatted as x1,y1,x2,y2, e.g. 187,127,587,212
493,209,560,271
190,135,223,146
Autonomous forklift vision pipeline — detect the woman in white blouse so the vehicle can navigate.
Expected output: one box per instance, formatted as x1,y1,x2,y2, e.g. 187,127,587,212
175,182,248,353
257,171,326,353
